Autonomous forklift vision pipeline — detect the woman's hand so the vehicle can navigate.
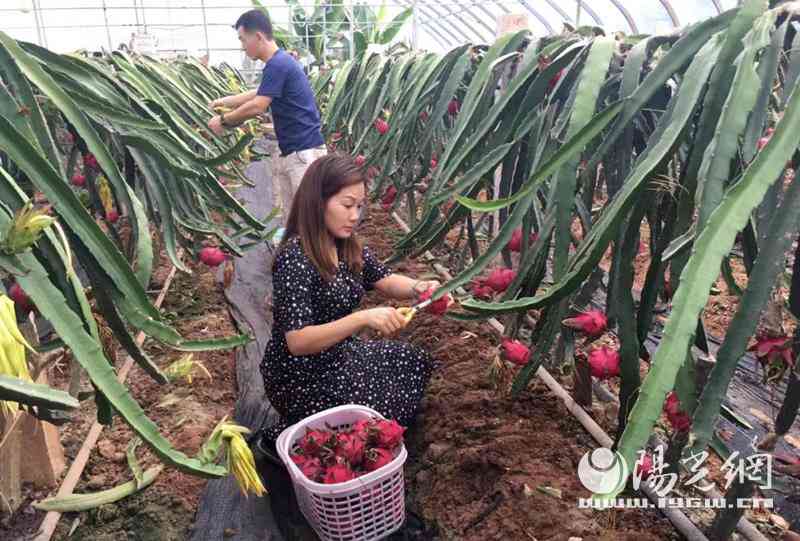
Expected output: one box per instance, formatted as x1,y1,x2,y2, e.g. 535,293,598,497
359,307,409,336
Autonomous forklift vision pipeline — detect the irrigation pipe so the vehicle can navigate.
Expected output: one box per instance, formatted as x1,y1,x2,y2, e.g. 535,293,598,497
34,260,180,541
390,211,712,541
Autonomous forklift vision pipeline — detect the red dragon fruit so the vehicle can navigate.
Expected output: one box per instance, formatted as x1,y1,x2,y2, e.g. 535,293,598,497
501,337,531,366
83,153,99,170
324,460,356,484
417,287,451,316
663,391,692,432
635,453,653,479
364,447,394,472
350,418,375,442
430,158,438,169
336,432,365,466
354,154,366,167
381,185,397,210
374,118,389,135
588,346,620,379
447,99,460,116
71,173,86,187
507,228,539,253
298,428,333,456
8,282,35,314
470,279,494,300
106,208,119,223
198,246,227,267
562,310,608,338
748,335,794,368
374,419,405,449
485,267,516,293
756,127,774,151
547,68,565,92
298,456,324,482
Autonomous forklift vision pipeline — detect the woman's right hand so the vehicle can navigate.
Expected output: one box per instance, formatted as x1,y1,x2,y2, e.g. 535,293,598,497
359,307,408,336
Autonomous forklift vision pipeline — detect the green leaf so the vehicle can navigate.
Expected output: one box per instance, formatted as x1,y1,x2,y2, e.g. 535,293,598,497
455,101,622,212
609,57,800,502
0,374,79,410
460,34,723,315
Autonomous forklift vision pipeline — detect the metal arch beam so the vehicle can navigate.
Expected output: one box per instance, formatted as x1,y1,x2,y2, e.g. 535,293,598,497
401,0,479,45
408,5,457,52
658,0,681,27
417,12,465,47
574,1,604,27
540,0,574,24
399,1,469,47
448,0,501,42
503,0,556,35
606,0,639,34
417,0,491,43
422,25,456,50
710,0,723,13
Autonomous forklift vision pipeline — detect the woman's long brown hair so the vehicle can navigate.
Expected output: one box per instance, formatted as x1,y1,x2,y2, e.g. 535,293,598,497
272,153,366,282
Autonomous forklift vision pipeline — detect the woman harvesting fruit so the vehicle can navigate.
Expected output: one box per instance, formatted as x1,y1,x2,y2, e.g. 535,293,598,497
255,154,448,458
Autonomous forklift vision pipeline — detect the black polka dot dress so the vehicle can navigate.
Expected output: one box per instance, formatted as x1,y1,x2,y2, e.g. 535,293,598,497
259,235,436,442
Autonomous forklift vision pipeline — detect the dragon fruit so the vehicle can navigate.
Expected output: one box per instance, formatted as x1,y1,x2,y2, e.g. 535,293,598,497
350,418,374,442
106,209,119,223
364,447,394,472
298,428,333,456
336,432,365,466
663,391,692,432
199,246,226,267
374,118,389,135
562,310,607,338
354,154,366,167
635,453,653,478
501,337,531,366
485,267,516,293
507,228,539,253
324,460,356,484
547,68,564,92
8,282,35,314
417,287,451,316
82,153,99,170
71,173,86,187
470,279,494,300
299,456,324,482
757,127,774,151
374,419,405,449
381,185,397,210
447,99,460,116
587,346,620,379
748,335,794,368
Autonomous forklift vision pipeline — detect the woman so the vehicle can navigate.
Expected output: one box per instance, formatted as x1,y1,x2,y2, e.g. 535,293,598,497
257,153,439,453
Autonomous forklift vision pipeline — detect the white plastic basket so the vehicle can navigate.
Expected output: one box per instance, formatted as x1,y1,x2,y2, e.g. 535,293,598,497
276,404,408,541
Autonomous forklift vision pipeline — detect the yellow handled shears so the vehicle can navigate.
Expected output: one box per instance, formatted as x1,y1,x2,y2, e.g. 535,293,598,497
396,297,434,324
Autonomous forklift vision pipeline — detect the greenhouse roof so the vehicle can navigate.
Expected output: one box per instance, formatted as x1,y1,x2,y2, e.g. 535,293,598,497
1,1,739,66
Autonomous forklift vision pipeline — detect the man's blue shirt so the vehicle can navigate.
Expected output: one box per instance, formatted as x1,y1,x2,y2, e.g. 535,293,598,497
257,49,324,155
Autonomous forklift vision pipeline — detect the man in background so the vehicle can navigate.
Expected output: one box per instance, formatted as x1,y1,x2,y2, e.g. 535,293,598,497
208,9,326,231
